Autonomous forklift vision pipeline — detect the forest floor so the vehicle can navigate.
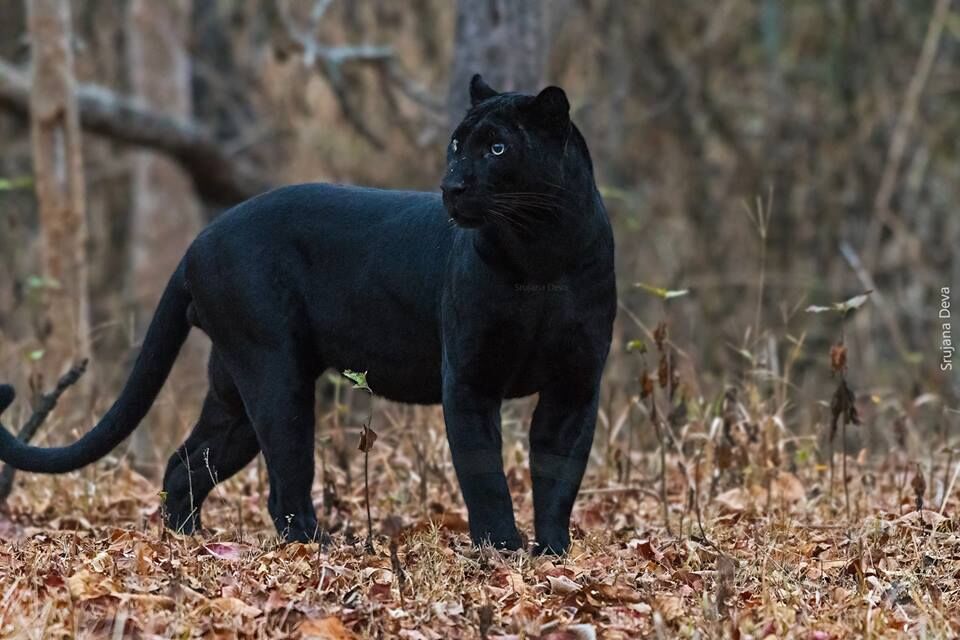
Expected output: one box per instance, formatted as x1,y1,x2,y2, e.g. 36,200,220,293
0,397,957,639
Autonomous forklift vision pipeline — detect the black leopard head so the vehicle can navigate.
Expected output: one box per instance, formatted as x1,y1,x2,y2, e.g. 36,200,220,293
441,75,592,232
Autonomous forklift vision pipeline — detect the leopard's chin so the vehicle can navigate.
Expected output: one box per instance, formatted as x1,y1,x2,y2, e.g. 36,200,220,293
447,205,486,228
450,213,485,228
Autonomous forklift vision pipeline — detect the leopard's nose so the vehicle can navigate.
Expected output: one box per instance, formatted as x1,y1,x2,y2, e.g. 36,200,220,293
441,180,466,198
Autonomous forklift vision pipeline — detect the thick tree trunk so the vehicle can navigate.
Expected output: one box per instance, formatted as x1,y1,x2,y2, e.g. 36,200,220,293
126,0,204,477
447,0,550,126
26,0,90,375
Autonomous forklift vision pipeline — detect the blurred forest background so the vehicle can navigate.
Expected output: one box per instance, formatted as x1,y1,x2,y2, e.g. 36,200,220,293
0,0,957,478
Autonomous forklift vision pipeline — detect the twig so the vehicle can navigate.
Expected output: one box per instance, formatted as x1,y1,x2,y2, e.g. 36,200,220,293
939,456,960,516
275,0,444,146
0,59,269,206
839,241,914,364
0,359,89,502
363,421,374,553
863,0,951,270
841,412,850,522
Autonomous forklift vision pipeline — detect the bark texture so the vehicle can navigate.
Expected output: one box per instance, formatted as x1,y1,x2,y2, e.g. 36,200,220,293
0,59,268,207
447,0,550,125
126,0,204,476
27,0,90,373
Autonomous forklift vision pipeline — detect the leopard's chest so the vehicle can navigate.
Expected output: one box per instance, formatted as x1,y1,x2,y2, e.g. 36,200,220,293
442,281,592,396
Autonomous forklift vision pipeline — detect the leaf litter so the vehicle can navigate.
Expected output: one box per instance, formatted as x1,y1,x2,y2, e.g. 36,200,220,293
0,388,957,638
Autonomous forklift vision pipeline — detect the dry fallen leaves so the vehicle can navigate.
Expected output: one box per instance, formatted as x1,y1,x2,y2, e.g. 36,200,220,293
299,616,360,640
0,374,957,639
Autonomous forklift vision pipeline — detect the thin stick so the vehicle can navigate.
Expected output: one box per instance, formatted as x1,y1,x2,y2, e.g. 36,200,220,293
939,458,960,516
656,415,670,536
864,0,951,270
0,359,89,502
364,423,373,553
842,412,849,522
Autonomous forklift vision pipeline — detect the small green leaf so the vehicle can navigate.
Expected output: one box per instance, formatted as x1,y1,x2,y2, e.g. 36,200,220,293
634,282,690,300
626,339,647,354
0,176,32,191
597,185,636,202
343,369,371,393
25,275,62,291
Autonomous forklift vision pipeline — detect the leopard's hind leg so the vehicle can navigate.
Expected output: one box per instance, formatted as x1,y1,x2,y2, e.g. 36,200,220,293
161,348,259,535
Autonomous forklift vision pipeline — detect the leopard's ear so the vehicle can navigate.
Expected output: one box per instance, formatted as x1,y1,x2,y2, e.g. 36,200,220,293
469,74,499,106
526,86,570,128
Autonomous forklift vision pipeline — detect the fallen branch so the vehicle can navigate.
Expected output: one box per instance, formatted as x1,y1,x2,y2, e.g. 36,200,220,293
0,59,269,206
0,359,88,503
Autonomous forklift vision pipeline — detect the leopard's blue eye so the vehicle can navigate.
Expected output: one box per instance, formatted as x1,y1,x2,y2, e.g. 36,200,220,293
491,143,506,156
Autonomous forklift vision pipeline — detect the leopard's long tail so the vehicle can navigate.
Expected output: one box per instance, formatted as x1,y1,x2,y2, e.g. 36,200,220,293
0,260,192,473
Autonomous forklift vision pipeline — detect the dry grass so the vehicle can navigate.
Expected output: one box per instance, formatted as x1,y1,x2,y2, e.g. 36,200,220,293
0,380,958,640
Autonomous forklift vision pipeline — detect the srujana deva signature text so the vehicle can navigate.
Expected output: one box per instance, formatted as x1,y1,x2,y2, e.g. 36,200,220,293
943,287,953,371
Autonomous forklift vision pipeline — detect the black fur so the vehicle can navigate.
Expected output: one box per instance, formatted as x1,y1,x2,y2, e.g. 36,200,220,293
0,76,616,554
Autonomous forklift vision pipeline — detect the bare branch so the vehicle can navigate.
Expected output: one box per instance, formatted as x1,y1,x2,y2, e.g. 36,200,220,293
275,0,444,146
0,359,88,502
0,58,270,206
863,0,951,270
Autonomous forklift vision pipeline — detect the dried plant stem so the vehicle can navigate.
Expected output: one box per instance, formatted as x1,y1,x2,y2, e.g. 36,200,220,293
363,421,374,554
841,412,849,522
654,412,671,536
940,457,960,516
829,440,835,506
941,448,955,512
625,402,636,484
864,0,951,270
0,359,89,502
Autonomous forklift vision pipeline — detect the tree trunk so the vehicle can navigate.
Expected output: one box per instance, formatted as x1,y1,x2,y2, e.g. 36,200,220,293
27,0,90,377
126,0,203,477
447,0,551,126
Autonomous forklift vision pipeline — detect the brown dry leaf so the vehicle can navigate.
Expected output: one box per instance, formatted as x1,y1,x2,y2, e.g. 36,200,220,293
505,569,527,596
830,342,847,374
653,321,668,350
209,596,262,618
90,550,114,573
912,466,926,511
830,378,860,440
204,542,254,561
299,616,360,640
547,574,581,595
115,592,177,610
358,425,378,452
67,569,115,600
772,471,806,503
406,510,470,537
714,488,749,514
543,624,597,640
653,592,684,622
640,370,655,399
657,354,669,389
896,509,950,529
628,538,663,563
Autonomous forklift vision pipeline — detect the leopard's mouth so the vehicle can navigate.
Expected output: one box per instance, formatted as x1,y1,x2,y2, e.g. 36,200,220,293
449,210,485,228
444,197,487,228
